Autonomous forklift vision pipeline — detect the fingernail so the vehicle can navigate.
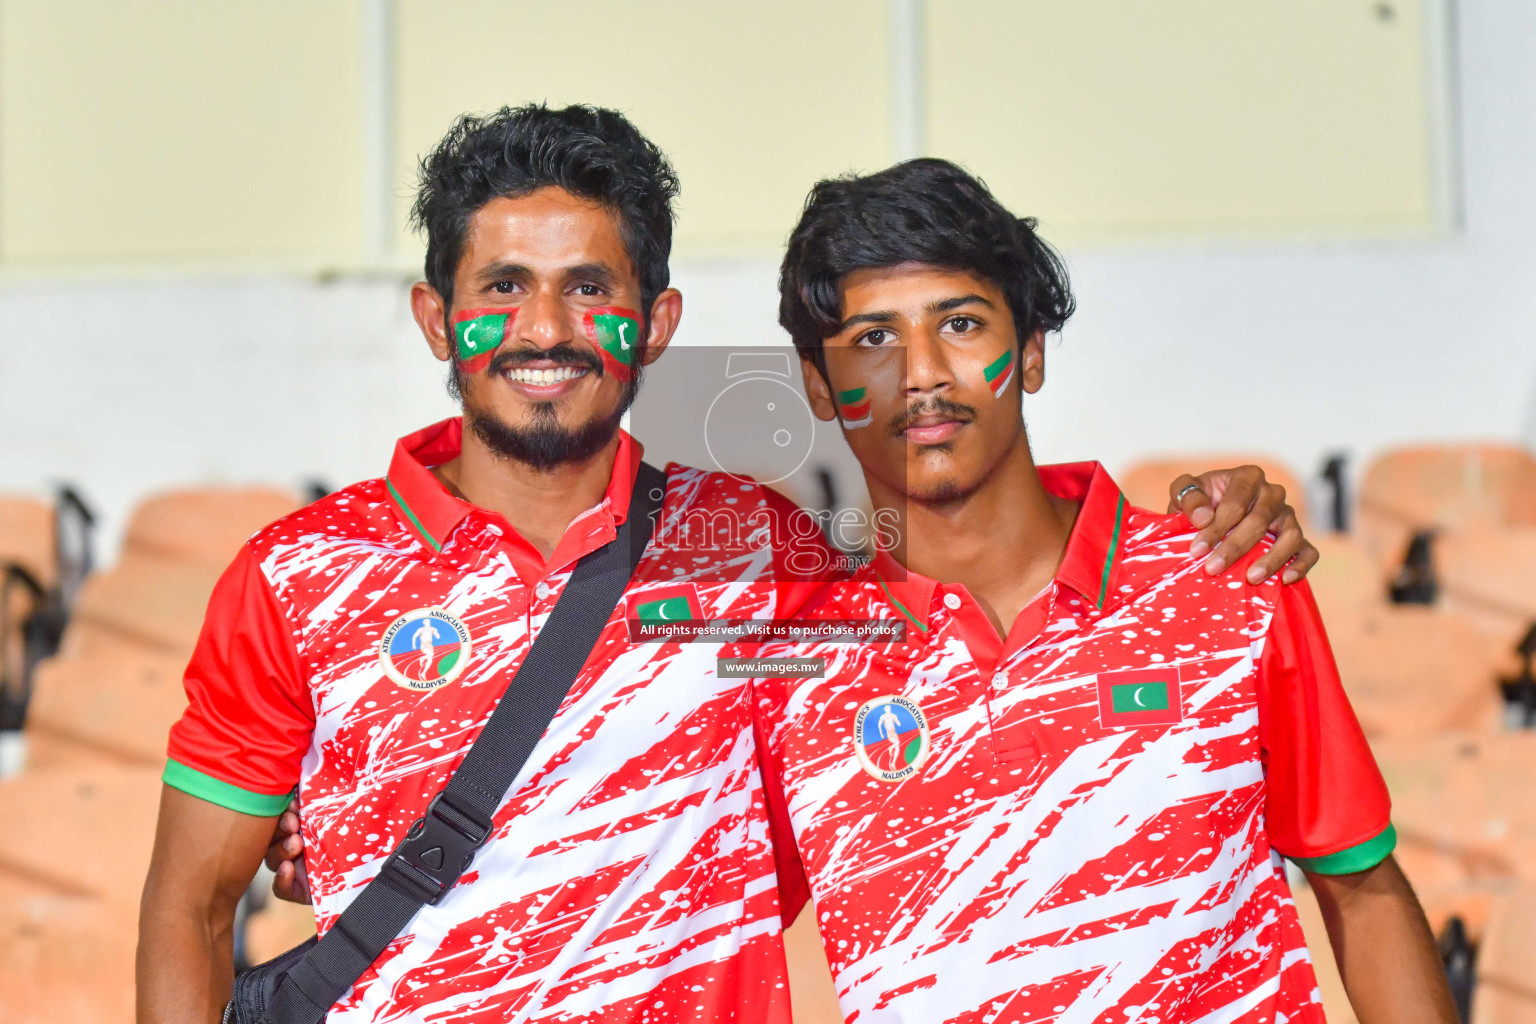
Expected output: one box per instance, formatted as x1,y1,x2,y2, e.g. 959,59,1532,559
1191,508,1214,527
1247,565,1265,584
1190,540,1210,558
1283,569,1300,583
1204,554,1226,574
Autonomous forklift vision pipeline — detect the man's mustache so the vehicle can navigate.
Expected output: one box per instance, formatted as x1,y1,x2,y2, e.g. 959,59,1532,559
484,343,604,377
888,396,977,436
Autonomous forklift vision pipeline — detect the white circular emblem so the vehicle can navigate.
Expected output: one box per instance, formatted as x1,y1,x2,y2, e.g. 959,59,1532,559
853,695,932,782
378,608,473,692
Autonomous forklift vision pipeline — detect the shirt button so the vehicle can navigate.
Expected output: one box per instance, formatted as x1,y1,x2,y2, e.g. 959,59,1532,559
535,581,551,600
993,672,1007,688
943,593,962,611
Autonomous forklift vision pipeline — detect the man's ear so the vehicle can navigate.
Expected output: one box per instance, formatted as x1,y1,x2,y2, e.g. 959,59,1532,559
799,354,838,422
639,288,683,366
1019,328,1046,395
412,282,452,363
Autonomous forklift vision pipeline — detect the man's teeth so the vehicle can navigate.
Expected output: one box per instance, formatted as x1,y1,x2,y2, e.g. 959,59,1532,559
504,366,584,384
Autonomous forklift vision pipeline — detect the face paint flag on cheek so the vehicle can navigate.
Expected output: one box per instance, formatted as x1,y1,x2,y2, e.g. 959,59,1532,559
836,387,872,429
984,348,1016,399
583,307,643,381
452,306,518,374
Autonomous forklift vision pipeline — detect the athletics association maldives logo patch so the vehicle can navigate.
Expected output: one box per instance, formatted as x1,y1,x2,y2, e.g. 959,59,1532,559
583,306,643,380
853,695,931,782
1096,666,1183,728
837,387,872,429
379,609,473,692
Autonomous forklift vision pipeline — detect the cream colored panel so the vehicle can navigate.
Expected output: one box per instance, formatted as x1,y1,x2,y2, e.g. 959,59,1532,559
395,0,892,256
0,1,365,263
925,0,1439,241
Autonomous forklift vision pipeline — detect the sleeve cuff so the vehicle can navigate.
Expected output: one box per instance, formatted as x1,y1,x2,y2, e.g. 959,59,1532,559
1288,823,1397,875
163,759,293,817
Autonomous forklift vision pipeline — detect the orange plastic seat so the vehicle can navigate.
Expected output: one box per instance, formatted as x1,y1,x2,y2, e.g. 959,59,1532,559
122,487,300,570
1475,886,1536,1024
1118,454,1309,524
0,494,55,585
1305,533,1389,624
23,650,188,769
66,552,222,656
1373,731,1536,938
1357,443,1536,572
1435,525,1536,647
1331,606,1502,740
0,766,163,908
0,892,135,1024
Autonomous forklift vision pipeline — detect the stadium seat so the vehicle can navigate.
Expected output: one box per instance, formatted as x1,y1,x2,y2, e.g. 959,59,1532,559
1436,525,1536,646
122,487,300,570
1373,731,1536,938
0,891,135,1024
1118,454,1309,524
1331,606,1503,739
0,494,56,586
65,552,222,656
0,766,162,906
1357,443,1536,572
1305,533,1390,623
23,650,188,769
1474,886,1536,1024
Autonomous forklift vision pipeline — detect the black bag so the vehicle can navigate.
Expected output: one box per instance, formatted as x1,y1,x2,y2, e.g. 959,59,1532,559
224,463,666,1024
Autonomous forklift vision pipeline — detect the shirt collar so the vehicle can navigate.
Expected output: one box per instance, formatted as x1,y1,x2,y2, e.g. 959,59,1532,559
384,416,642,560
869,461,1129,633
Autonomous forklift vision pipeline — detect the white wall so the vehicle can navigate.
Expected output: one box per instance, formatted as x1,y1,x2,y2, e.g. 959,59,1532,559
3,0,1534,557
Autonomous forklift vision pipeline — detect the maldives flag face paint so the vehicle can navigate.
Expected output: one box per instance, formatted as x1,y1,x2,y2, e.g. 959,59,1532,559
583,306,643,380
983,348,1016,399
837,386,873,429
452,306,518,374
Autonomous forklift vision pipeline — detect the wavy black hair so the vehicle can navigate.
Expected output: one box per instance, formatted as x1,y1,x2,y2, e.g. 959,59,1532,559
779,158,1075,375
412,103,679,312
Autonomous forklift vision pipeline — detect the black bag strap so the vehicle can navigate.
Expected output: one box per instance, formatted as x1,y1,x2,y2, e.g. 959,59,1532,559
264,462,668,1024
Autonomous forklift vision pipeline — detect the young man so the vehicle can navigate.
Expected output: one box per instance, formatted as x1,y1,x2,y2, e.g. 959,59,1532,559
139,105,1313,1023
753,159,1456,1023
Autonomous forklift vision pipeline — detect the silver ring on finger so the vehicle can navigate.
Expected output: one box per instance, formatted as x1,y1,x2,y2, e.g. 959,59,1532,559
1175,483,1204,504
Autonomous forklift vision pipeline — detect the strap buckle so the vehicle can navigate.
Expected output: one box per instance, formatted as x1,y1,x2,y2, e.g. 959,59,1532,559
380,793,491,906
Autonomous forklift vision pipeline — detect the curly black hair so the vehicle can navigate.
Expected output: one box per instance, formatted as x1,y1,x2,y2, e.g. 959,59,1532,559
412,104,679,312
778,158,1075,374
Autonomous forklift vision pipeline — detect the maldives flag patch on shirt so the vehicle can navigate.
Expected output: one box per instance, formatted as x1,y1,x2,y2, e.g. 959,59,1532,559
629,583,704,624
1097,666,1183,728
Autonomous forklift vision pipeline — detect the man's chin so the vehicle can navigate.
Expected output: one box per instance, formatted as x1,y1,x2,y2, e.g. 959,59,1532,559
466,406,624,472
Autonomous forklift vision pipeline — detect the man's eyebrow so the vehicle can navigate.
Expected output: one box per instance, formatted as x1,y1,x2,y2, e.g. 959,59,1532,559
837,310,897,332
928,294,995,314
565,263,618,287
474,260,530,285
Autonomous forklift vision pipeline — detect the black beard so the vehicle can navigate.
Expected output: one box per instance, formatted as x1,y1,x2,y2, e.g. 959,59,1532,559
457,354,643,472
467,402,626,471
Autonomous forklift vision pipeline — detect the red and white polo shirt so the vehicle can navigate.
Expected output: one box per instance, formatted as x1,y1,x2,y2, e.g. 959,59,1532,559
753,462,1394,1024
165,417,823,1024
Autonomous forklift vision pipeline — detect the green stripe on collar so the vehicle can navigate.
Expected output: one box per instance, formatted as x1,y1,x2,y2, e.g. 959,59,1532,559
1098,494,1126,607
387,476,442,551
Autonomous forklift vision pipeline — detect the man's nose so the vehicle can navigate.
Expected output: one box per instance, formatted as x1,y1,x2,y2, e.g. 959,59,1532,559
515,288,574,349
903,328,955,396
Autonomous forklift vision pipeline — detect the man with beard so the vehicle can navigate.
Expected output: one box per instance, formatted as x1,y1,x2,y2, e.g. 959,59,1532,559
137,106,1315,1023
750,159,1455,1024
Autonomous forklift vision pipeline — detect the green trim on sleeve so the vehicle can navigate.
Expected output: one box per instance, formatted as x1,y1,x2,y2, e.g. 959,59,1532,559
163,759,293,817
1289,823,1397,876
